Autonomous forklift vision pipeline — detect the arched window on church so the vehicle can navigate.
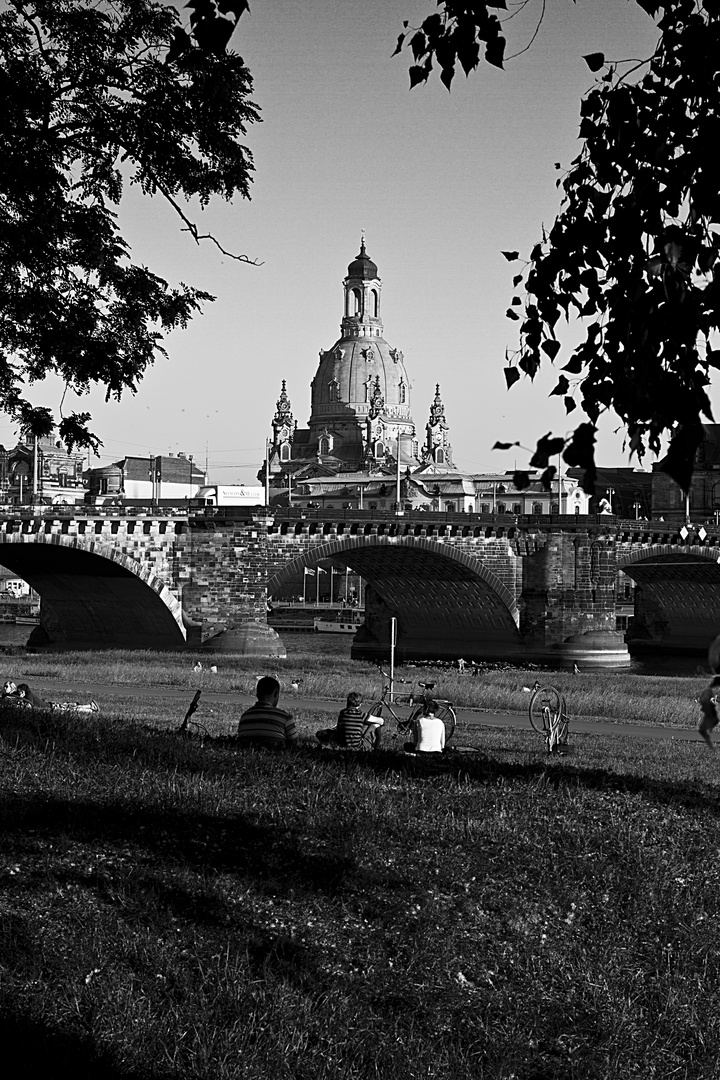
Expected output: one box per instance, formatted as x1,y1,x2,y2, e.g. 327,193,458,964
319,436,330,456
435,448,445,465
280,443,290,462
375,442,384,458
350,287,361,316
398,381,406,404
371,288,379,317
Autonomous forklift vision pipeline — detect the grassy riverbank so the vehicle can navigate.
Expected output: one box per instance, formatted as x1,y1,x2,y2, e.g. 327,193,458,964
1,697,720,1078
2,647,712,729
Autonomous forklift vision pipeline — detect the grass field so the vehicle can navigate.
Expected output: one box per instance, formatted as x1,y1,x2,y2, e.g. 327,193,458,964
1,647,713,729
2,681,720,1079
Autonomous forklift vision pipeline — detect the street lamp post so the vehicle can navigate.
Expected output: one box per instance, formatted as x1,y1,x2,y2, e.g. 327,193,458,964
395,429,414,514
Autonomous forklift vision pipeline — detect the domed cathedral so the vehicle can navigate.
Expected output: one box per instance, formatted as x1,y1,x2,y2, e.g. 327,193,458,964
260,239,592,517
262,240,421,494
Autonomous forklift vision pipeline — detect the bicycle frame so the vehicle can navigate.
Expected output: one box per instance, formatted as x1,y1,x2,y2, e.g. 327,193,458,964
372,668,457,743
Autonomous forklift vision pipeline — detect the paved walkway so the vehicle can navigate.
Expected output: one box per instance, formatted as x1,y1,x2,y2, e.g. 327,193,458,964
14,675,704,745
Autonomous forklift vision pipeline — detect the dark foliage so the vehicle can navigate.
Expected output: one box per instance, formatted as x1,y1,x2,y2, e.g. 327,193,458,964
398,1,720,492
0,0,258,448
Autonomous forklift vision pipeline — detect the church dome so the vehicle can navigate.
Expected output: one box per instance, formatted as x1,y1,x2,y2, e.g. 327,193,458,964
311,336,412,421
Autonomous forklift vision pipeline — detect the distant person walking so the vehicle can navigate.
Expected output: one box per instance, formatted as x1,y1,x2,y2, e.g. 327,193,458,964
237,676,297,750
698,632,720,746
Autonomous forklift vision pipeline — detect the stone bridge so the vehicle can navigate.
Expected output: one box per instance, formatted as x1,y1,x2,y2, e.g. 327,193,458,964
1,507,719,667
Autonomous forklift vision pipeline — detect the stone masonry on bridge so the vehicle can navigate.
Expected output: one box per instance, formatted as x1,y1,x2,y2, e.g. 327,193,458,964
2,507,720,665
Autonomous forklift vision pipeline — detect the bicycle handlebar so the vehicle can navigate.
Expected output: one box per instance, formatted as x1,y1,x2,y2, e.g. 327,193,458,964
379,668,434,690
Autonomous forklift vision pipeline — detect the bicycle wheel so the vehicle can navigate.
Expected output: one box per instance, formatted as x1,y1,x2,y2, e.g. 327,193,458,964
409,704,456,745
529,685,565,735
395,707,415,739
434,702,456,743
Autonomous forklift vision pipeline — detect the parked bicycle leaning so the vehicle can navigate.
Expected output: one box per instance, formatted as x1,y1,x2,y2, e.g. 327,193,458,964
368,668,456,747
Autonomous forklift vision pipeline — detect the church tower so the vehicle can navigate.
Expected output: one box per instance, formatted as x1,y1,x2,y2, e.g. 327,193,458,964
421,384,454,469
308,240,418,471
271,380,294,463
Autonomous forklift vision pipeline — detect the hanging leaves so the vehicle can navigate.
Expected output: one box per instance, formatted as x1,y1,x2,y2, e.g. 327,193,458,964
397,1,720,493
0,0,258,448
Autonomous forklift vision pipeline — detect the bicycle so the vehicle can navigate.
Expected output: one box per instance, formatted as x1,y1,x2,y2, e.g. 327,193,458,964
367,668,457,745
176,690,210,738
528,683,569,753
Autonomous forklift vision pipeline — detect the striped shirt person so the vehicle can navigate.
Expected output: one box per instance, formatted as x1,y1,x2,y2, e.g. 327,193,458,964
237,676,297,749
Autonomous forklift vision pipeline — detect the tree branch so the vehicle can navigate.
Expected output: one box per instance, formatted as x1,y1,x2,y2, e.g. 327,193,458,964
150,175,262,265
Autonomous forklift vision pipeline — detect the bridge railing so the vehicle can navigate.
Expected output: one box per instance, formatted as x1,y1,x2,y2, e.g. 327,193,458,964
2,502,719,540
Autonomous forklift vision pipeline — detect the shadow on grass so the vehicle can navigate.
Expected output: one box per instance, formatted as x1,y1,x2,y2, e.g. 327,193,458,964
320,742,720,816
0,1002,164,1080
0,791,366,904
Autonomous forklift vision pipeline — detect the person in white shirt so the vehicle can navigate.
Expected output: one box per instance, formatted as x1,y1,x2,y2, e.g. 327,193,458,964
404,700,446,754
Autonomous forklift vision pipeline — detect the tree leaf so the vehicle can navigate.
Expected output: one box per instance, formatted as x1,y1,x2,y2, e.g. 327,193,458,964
501,250,520,261
540,466,557,491
541,339,561,360
409,64,429,88
504,367,521,389
583,52,605,72
493,440,521,450
549,374,570,396
658,423,704,495
513,470,531,490
530,433,566,469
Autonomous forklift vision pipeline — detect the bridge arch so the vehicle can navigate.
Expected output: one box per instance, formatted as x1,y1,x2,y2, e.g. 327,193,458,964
0,533,186,650
618,544,720,655
267,534,520,661
618,544,720,571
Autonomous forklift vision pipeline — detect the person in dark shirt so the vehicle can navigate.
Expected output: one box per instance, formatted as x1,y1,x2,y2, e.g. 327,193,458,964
316,691,381,749
237,676,297,749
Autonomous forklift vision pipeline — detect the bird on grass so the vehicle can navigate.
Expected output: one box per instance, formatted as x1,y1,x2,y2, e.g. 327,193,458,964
521,681,541,693
193,661,203,673
290,679,302,692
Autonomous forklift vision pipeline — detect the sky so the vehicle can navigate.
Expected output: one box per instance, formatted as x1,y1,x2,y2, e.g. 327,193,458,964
1,0,677,484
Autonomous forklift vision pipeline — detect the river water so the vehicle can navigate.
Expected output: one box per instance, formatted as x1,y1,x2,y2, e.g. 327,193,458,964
0,622,709,679
277,631,711,678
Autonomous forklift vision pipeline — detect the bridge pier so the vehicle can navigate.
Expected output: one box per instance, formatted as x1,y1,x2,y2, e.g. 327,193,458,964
179,516,286,658
518,528,630,669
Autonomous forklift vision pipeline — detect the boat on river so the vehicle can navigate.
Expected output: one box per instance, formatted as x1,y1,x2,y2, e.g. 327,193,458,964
313,611,364,634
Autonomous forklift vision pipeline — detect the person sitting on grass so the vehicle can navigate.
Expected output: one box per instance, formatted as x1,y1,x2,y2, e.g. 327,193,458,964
404,699,446,754
316,691,382,750
237,676,297,750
